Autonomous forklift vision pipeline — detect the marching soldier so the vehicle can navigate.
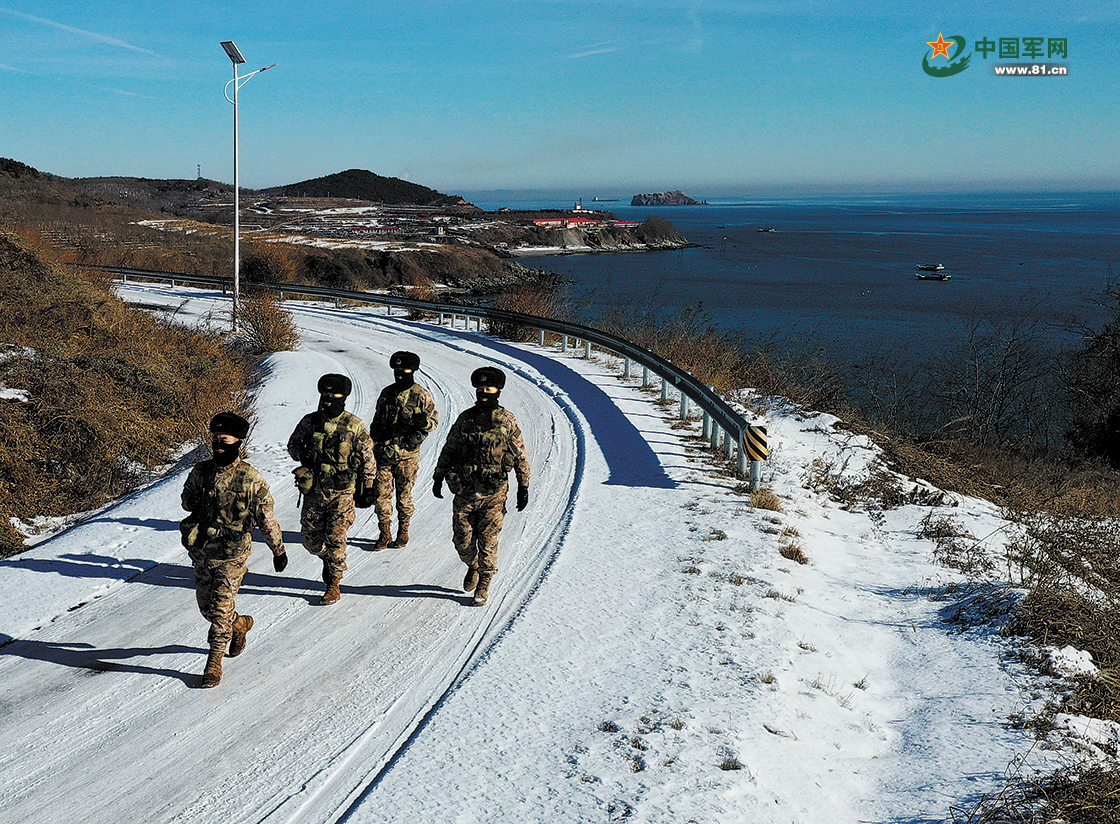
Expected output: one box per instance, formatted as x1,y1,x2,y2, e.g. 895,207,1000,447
286,374,376,605
432,366,530,606
369,351,439,548
180,412,287,688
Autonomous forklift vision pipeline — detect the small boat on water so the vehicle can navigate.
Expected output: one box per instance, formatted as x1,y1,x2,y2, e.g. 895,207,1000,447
916,262,945,271
915,271,952,281
757,226,775,232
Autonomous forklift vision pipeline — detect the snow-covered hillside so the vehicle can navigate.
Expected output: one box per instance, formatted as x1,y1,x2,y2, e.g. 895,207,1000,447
0,283,1077,823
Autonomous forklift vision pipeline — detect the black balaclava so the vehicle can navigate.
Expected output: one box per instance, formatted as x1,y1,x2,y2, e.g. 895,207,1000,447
319,394,345,419
475,387,500,409
212,438,240,466
393,369,415,390
208,411,249,467
471,366,505,410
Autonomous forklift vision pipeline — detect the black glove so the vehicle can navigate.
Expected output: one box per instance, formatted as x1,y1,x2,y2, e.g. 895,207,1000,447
355,487,376,509
432,476,444,499
516,485,529,511
273,550,288,573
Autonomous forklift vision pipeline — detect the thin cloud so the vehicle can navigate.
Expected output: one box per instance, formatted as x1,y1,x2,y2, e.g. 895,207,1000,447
96,86,144,98
567,41,623,59
0,7,158,56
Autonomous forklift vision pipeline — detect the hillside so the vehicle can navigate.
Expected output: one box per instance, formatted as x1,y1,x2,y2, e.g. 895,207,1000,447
261,168,467,206
0,234,247,556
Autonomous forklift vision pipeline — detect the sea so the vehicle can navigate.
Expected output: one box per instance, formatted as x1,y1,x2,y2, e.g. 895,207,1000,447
466,191,1120,373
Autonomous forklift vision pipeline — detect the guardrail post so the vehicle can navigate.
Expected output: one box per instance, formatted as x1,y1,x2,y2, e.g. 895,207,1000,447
562,335,569,352
624,357,632,379
711,424,722,451
539,328,545,346
702,409,712,439
679,393,688,419
642,365,650,387
335,296,341,309
584,340,592,358
661,377,669,403
745,425,768,489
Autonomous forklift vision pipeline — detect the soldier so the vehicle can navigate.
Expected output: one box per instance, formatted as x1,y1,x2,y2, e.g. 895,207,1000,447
432,366,530,606
286,373,377,605
180,412,287,688
368,351,439,548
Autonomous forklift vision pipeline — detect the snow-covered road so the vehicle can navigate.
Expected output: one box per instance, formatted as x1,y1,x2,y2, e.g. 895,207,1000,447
0,285,592,823
0,283,1060,823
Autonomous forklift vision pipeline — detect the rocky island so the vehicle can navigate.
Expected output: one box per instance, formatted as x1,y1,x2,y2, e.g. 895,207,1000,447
630,190,704,206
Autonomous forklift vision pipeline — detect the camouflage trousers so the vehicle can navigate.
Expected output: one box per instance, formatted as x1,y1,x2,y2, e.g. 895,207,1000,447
451,490,507,575
374,451,420,525
300,489,355,581
192,549,250,648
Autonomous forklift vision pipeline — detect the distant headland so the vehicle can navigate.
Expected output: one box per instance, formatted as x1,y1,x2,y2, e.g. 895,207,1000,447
631,190,706,206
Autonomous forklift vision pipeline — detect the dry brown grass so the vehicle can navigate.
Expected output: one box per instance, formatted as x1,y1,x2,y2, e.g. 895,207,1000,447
778,542,809,565
238,287,300,354
489,284,566,342
0,232,249,556
750,488,784,512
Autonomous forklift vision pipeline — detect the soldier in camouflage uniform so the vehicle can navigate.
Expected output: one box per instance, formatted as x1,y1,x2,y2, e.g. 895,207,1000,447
286,374,377,605
180,412,287,688
432,366,530,606
369,351,439,548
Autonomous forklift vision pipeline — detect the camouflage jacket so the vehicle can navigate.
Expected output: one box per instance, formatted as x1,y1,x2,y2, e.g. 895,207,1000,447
180,458,284,562
369,382,438,463
435,404,530,498
286,410,376,495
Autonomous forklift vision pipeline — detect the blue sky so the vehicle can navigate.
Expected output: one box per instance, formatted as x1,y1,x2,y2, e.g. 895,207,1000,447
1,1,1117,197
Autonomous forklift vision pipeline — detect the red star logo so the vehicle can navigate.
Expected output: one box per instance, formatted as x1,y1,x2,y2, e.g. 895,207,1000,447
927,33,953,59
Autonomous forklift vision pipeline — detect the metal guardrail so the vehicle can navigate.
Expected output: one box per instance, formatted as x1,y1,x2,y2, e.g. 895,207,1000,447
95,264,764,483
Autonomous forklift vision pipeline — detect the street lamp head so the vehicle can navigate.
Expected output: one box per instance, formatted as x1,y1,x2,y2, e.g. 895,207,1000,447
221,41,246,65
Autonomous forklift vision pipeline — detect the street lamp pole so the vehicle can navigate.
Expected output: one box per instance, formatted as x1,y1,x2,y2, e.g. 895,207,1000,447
221,41,275,332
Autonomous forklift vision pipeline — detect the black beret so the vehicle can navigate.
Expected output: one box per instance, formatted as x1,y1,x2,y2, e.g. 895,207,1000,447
317,373,352,397
390,351,420,371
209,412,250,440
471,366,506,390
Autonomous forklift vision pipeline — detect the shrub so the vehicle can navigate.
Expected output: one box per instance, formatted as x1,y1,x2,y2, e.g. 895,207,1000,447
238,288,300,354
0,233,248,557
490,284,566,342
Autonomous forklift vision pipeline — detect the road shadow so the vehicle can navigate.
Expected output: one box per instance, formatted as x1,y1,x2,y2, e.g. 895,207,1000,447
0,635,201,686
2,553,196,590
413,324,676,489
340,582,465,603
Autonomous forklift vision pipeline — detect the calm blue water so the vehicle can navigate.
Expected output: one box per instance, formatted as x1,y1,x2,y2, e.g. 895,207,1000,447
470,192,1120,365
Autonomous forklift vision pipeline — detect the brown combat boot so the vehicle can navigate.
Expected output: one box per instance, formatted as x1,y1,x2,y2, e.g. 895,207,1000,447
373,520,392,549
463,566,479,592
388,518,410,548
321,576,342,605
471,572,492,607
201,645,224,688
228,614,253,658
